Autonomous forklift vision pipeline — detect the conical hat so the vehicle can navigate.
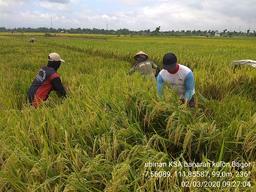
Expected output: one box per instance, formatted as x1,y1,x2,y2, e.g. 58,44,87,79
134,51,148,60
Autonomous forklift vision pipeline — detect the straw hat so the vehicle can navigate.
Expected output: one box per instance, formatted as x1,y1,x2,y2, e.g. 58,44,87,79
134,51,148,60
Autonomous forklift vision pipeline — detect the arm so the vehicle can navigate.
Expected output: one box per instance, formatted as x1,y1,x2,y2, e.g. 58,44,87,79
128,68,135,75
51,77,67,98
151,61,158,69
151,61,161,77
157,74,164,98
128,63,136,75
184,72,195,103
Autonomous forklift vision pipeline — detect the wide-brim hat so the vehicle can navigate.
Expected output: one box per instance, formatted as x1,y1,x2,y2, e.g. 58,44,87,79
134,51,148,60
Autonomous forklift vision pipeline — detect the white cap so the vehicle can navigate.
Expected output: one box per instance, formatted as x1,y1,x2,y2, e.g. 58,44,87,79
48,52,65,63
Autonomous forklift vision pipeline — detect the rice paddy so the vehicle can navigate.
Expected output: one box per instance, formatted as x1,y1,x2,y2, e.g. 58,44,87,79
0,33,255,191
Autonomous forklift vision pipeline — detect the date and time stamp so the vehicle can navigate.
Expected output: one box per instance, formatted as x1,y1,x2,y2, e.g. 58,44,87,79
143,161,254,188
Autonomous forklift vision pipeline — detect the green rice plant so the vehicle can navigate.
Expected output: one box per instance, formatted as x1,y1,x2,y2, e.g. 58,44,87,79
0,34,255,191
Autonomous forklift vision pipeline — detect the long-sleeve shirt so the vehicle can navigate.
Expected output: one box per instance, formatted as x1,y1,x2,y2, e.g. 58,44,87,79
28,66,66,107
129,60,159,77
52,77,66,98
157,64,195,101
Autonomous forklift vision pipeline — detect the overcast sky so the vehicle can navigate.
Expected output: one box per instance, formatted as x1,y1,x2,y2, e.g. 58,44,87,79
0,0,255,31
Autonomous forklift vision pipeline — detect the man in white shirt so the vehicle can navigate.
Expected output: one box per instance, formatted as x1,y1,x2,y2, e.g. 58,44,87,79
157,52,195,107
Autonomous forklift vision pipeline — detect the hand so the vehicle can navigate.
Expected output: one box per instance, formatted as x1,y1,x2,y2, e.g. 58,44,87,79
179,99,188,108
65,85,71,93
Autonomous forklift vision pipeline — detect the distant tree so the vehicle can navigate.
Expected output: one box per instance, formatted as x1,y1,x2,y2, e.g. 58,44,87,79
0,27,6,32
227,31,232,37
154,26,160,33
223,29,227,33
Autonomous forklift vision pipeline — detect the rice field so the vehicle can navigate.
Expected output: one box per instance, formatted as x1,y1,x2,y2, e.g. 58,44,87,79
0,33,256,191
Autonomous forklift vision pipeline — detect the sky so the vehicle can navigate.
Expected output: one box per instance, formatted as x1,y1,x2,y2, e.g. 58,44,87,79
0,0,255,31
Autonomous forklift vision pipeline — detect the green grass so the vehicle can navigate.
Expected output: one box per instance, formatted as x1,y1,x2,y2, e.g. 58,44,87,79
0,34,255,191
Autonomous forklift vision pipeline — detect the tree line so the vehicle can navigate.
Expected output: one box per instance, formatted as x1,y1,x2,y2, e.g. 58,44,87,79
0,27,255,37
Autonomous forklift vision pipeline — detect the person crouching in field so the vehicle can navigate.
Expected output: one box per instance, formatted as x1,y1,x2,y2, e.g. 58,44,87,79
157,52,195,107
129,51,160,78
28,53,67,108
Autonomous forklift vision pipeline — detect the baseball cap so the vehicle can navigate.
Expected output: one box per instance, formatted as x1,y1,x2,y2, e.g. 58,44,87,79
48,52,65,63
163,52,177,69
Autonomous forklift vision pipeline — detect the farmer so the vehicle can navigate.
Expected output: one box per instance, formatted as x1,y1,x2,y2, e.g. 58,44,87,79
28,52,66,107
157,52,195,107
29,38,36,43
129,51,160,78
